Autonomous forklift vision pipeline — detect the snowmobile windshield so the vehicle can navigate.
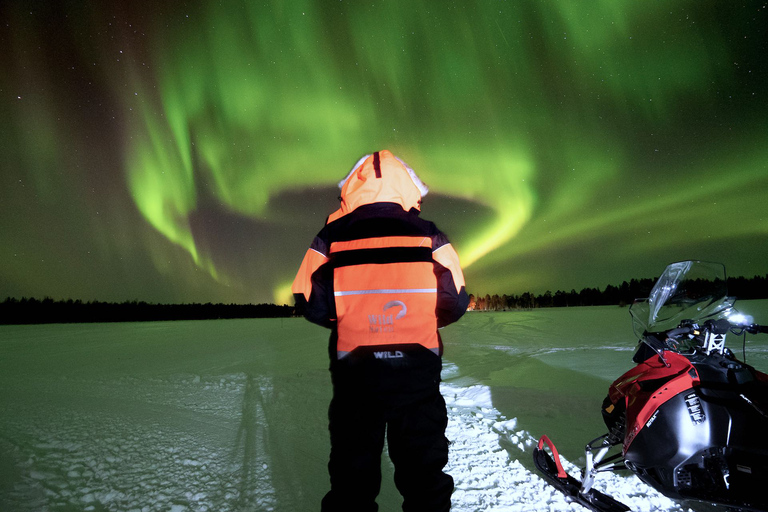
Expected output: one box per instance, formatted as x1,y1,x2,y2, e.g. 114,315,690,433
630,261,734,340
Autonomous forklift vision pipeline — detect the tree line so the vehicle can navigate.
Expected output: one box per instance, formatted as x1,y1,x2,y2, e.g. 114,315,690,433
0,297,295,325
468,274,768,311
1,274,766,324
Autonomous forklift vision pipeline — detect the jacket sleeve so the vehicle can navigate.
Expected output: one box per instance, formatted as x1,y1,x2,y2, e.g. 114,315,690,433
291,235,335,328
432,233,469,327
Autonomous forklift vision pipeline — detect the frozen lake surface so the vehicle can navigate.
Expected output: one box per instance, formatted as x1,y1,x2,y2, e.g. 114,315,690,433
2,301,767,511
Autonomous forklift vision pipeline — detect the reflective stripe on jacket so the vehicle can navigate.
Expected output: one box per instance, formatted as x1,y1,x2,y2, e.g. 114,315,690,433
292,203,467,359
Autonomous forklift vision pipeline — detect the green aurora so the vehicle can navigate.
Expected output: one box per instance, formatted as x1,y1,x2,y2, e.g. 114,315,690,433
1,1,766,305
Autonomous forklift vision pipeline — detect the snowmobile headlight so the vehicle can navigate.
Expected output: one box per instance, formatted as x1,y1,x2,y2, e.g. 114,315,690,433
728,312,753,326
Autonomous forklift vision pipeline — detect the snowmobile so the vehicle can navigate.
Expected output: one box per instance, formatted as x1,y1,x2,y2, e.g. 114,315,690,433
533,260,768,512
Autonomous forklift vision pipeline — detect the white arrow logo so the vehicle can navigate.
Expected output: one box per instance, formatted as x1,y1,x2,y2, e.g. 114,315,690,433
383,300,407,319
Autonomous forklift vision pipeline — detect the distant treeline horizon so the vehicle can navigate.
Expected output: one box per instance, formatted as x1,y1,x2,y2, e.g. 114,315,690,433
1,274,766,324
0,298,294,325
468,274,768,311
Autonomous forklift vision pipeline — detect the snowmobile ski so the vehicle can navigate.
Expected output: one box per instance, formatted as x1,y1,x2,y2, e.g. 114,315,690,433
533,436,630,512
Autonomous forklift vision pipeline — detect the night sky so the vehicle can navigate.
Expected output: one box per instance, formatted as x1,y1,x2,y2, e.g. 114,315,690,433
1,1,766,306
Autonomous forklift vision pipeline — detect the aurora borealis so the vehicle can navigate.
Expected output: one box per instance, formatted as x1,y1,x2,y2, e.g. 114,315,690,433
1,1,766,306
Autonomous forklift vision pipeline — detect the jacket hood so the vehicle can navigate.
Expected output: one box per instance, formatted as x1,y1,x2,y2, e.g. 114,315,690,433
327,150,428,223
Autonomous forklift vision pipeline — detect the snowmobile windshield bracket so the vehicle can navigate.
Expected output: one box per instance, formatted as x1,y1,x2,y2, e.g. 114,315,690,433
638,333,670,367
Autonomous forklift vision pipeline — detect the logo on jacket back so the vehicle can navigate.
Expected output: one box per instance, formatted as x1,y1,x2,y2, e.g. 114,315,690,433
369,300,406,334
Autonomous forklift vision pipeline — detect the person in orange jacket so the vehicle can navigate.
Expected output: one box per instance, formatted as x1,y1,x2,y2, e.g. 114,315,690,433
292,150,469,512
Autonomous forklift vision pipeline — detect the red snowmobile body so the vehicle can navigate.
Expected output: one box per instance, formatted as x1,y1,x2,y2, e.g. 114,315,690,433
604,341,768,510
608,350,699,454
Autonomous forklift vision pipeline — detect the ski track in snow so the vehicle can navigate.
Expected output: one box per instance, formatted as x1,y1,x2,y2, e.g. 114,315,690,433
1,368,695,512
441,380,692,512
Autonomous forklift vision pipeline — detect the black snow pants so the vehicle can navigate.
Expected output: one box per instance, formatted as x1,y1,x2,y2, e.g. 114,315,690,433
321,347,453,512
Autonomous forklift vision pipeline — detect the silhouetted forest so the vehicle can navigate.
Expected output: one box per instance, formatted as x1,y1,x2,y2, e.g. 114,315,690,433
0,298,294,325
467,274,768,311
2,274,766,324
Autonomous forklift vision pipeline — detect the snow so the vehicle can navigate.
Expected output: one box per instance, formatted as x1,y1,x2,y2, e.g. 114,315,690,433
2,372,689,511
0,373,278,512
440,374,689,512
2,303,767,510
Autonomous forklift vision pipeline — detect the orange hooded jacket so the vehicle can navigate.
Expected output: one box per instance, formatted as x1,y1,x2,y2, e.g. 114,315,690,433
292,150,468,360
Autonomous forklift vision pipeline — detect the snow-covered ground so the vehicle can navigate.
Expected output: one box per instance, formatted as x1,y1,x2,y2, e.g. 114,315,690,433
0,371,686,512
1,302,766,511
441,376,687,512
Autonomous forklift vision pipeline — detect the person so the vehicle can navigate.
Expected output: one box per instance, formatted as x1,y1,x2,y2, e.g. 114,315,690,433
292,150,469,512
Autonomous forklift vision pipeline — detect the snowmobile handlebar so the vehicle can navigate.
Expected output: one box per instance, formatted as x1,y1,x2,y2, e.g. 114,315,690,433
664,325,696,338
651,320,768,343
739,323,768,335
